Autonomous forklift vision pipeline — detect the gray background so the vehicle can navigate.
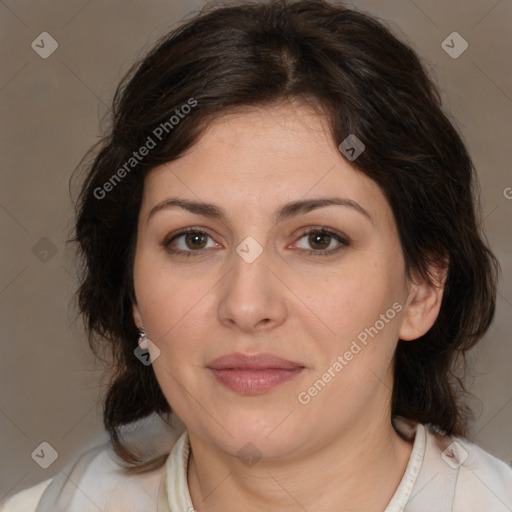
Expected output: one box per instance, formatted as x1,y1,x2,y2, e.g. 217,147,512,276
1,0,511,499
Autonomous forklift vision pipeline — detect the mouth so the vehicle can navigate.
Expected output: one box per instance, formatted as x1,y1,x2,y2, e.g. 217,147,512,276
206,352,305,395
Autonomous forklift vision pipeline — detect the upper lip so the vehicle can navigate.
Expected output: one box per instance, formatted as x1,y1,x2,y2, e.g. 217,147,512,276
206,352,304,370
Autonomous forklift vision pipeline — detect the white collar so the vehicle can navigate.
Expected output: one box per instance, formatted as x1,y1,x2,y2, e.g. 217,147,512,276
158,419,427,512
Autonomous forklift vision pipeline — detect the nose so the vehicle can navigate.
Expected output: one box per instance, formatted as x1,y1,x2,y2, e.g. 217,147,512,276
217,239,288,334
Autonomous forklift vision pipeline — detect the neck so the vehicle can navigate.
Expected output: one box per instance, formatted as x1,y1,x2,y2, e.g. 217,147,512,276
187,410,414,512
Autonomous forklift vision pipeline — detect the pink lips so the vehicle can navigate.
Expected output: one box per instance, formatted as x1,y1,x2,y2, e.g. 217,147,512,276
206,353,305,395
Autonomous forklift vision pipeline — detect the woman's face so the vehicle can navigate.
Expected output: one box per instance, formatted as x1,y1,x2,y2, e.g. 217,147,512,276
132,102,431,459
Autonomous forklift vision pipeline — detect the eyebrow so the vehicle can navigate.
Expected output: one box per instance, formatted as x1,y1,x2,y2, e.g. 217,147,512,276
147,196,373,225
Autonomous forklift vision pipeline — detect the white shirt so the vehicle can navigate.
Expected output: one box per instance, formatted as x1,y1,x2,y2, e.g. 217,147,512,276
2,416,512,511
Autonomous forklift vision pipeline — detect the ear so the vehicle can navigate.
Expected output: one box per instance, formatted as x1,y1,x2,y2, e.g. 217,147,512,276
132,300,144,331
398,261,448,341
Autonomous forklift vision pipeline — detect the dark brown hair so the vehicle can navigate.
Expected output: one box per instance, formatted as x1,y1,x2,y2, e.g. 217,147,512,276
69,0,499,472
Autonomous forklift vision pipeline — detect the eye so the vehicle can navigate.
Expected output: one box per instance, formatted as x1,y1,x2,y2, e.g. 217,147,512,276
162,226,349,259
293,228,349,256
163,228,219,257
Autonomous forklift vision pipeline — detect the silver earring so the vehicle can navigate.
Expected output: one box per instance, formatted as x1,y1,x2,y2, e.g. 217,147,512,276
138,328,148,349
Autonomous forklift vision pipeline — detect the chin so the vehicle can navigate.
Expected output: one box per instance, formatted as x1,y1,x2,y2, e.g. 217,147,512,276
195,415,308,460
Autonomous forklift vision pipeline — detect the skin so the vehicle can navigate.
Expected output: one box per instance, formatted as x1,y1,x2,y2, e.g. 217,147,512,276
132,101,445,512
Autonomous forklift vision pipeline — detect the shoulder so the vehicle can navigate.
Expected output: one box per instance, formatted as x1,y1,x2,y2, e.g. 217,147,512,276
424,425,512,511
451,434,512,509
1,414,186,512
1,444,167,512
0,479,52,512
0,443,140,512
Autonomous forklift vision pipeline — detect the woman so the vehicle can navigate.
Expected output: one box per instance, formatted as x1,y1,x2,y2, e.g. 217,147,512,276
2,0,511,510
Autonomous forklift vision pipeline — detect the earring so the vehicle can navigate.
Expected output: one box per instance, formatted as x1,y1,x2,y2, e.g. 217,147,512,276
138,328,149,350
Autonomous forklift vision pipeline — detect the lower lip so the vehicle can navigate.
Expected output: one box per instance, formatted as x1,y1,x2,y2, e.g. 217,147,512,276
208,368,304,394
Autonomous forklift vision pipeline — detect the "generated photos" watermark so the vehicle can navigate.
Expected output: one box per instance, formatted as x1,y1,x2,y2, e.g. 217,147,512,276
94,98,197,200
298,302,403,405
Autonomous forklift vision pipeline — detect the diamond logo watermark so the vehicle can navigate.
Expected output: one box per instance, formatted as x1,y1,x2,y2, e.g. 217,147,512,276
134,338,161,365
31,441,58,469
236,442,262,468
236,236,263,264
441,441,469,469
338,134,365,161
442,32,468,59
31,32,59,59
32,237,58,263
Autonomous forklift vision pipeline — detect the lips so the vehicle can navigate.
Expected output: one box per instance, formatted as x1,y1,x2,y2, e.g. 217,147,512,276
206,352,304,371
206,353,305,394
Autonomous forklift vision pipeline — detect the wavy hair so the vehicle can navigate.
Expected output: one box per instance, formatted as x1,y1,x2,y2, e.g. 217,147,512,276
69,0,499,472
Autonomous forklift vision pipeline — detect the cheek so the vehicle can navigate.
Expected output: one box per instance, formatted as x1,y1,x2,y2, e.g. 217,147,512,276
133,253,190,347
302,273,403,398
294,258,400,342
139,281,203,348
300,269,404,403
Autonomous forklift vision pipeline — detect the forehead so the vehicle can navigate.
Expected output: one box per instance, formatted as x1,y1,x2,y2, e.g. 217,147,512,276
183,103,339,177
141,102,391,225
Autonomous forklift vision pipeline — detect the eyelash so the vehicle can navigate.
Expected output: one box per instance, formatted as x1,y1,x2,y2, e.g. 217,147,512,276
161,226,350,258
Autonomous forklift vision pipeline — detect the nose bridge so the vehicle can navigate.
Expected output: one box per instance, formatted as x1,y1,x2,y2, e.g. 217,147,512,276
218,232,286,331
229,234,272,294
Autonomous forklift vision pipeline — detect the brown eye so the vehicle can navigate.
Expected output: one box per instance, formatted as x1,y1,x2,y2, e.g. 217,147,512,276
183,231,208,250
308,231,332,250
163,228,218,258
294,228,350,256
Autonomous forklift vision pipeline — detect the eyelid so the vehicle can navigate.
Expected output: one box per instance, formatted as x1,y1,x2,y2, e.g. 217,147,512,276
162,227,218,250
162,225,350,256
292,225,350,246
